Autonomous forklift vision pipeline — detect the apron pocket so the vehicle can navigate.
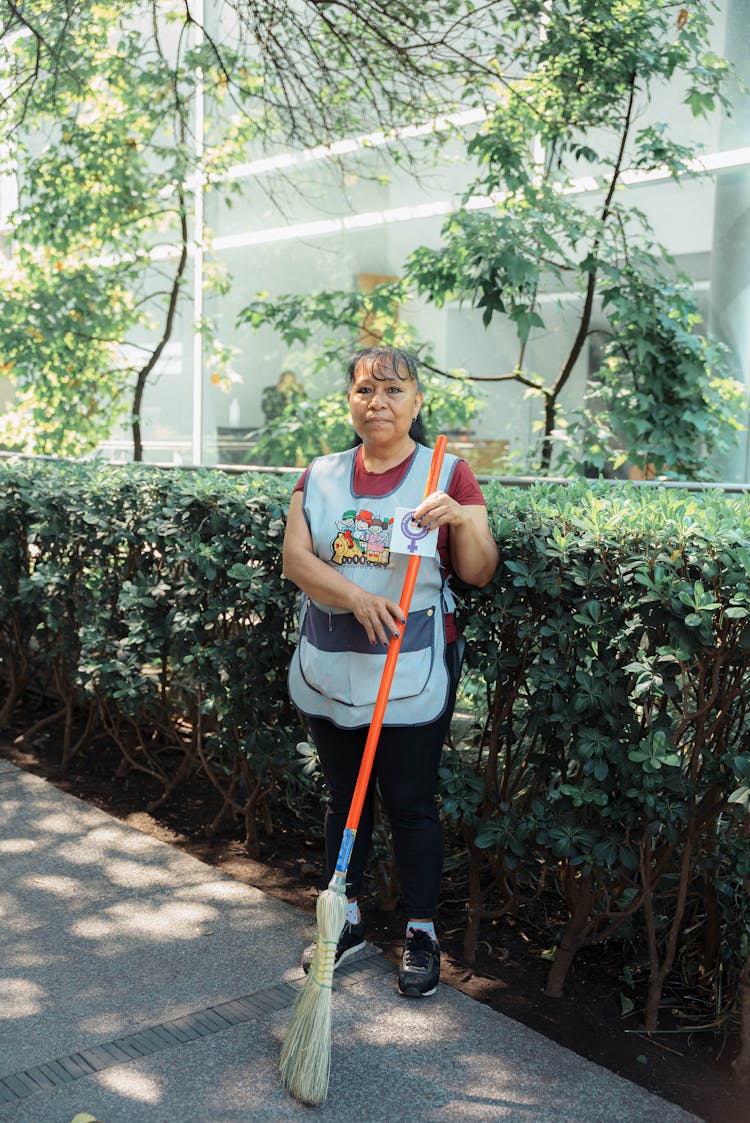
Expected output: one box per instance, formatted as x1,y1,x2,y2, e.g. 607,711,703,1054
347,645,433,707
298,602,437,708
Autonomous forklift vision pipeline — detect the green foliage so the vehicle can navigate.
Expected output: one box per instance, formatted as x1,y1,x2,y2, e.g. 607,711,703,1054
408,0,740,472
240,283,483,465
250,393,351,468
0,259,137,455
250,370,482,467
0,459,303,850
241,0,742,478
0,2,740,475
0,4,252,455
239,280,416,354
558,262,747,478
453,479,750,1017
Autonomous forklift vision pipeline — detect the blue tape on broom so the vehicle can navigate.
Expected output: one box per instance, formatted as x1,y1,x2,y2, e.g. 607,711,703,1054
335,828,357,874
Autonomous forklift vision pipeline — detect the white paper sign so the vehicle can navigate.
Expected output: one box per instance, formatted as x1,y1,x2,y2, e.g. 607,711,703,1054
388,506,438,558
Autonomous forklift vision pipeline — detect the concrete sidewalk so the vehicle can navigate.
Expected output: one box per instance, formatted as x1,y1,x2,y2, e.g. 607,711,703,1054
0,758,701,1123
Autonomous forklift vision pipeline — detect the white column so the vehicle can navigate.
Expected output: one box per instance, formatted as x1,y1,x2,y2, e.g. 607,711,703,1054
710,0,750,481
191,0,206,466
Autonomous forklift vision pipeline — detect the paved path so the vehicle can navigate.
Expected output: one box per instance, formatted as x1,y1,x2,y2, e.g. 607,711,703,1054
0,759,702,1123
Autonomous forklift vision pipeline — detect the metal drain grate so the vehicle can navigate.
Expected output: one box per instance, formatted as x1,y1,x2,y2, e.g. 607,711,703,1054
0,952,389,1105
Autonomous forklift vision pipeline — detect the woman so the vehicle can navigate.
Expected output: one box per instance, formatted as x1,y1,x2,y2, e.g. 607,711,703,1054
283,346,498,997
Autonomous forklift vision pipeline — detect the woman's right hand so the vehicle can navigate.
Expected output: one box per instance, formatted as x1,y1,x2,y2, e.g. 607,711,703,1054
349,589,406,647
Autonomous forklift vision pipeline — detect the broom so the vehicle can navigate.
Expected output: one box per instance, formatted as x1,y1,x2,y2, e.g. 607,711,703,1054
279,435,448,1106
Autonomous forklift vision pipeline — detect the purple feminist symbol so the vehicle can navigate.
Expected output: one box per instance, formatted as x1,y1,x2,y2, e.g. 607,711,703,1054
400,510,430,553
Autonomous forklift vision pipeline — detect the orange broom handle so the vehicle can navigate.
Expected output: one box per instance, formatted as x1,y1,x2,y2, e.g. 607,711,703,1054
341,435,448,843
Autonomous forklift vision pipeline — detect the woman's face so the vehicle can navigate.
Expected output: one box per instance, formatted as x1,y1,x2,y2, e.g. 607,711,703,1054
348,361,423,449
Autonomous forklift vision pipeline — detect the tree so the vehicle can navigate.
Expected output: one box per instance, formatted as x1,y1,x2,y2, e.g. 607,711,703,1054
242,0,745,478
0,2,241,457
0,0,510,458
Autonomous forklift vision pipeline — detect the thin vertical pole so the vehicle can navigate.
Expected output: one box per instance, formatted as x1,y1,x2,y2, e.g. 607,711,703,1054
333,436,448,878
191,1,205,466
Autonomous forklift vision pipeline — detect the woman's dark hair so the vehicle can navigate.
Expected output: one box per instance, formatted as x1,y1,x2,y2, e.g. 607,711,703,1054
346,346,427,445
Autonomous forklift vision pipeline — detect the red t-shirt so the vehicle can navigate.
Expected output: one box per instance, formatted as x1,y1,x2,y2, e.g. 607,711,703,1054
294,446,486,642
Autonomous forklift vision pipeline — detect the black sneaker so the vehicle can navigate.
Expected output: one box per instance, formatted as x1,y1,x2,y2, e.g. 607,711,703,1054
301,920,366,974
398,928,440,997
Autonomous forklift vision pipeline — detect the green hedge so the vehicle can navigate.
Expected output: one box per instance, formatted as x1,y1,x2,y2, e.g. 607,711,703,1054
0,460,302,854
0,461,748,1039
457,481,750,1032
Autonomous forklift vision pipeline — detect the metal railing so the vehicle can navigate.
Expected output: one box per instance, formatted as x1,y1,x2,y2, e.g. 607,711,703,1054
2,450,750,492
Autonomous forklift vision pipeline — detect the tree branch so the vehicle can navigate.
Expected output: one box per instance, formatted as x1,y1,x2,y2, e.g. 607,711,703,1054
539,69,639,471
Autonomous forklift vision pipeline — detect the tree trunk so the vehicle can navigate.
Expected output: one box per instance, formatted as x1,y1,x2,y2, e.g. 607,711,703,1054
59,693,75,773
13,705,67,745
643,837,694,1031
732,946,750,1086
701,879,720,979
540,393,557,474
147,743,196,812
543,869,594,997
131,171,189,459
0,644,28,725
463,839,484,966
0,686,19,728
60,702,96,773
538,73,637,475
206,756,241,835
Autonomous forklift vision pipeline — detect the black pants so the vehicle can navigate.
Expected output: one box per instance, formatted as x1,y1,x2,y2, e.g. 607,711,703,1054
306,642,461,919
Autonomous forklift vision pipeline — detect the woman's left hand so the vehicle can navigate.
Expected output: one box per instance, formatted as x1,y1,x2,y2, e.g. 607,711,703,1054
412,490,466,531
413,491,499,587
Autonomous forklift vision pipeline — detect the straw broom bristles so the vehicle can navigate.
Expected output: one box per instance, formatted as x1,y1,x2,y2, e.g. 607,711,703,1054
279,877,347,1105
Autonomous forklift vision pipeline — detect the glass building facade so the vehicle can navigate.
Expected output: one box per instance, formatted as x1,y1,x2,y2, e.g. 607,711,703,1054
5,2,750,479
